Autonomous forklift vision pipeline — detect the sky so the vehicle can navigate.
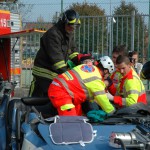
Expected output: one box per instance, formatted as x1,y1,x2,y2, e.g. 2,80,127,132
20,0,149,22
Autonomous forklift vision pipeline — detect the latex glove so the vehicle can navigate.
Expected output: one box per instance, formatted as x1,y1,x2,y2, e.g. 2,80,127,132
106,92,114,101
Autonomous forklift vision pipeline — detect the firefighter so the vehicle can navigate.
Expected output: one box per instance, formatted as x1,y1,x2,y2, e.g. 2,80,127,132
107,55,147,108
140,61,150,80
29,9,81,97
48,60,115,116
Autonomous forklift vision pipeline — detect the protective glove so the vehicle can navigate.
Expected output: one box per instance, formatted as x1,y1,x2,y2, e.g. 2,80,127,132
106,92,114,101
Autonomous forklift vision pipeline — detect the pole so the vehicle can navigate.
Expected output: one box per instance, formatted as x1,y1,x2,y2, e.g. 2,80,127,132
131,11,135,51
147,0,150,90
109,0,112,55
148,0,150,61
61,0,63,13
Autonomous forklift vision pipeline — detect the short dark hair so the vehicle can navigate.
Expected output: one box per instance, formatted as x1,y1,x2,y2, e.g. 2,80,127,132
112,45,128,56
128,51,138,63
116,55,130,65
128,51,138,57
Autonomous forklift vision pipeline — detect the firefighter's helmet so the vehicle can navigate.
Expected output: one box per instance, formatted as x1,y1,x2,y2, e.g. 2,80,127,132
99,56,114,74
140,61,150,80
62,9,81,26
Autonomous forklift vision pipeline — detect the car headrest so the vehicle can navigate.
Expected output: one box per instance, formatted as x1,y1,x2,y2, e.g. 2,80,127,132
21,97,50,106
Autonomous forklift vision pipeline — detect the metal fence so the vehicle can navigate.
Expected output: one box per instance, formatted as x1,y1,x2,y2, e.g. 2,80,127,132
20,14,150,90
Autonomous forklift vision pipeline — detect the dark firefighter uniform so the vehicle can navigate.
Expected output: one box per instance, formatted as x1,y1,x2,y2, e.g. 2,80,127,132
29,20,79,97
48,64,115,116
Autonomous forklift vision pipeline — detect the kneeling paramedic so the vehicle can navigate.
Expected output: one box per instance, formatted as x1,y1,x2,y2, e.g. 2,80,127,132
48,63,115,116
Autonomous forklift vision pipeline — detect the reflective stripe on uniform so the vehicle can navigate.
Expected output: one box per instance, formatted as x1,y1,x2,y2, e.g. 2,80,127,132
69,18,81,24
126,90,139,95
121,98,126,106
123,74,145,97
55,77,74,98
60,104,75,111
94,90,106,96
72,67,103,100
120,73,146,106
83,76,102,83
54,60,67,69
71,69,90,100
32,66,58,80
29,77,36,97
69,52,79,60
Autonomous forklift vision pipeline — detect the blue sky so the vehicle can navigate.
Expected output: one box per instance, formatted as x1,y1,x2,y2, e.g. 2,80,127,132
21,0,149,21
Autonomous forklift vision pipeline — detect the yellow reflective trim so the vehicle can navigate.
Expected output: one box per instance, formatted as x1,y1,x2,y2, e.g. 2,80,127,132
60,104,75,111
78,19,81,24
33,66,58,76
69,18,81,24
33,66,58,79
54,60,67,69
69,18,76,23
64,71,73,80
54,60,65,66
29,77,36,97
33,70,56,80
62,73,69,80
56,63,67,69
69,52,79,59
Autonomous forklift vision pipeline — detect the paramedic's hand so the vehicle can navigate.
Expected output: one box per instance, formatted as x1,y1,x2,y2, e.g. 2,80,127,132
104,77,113,87
106,92,114,101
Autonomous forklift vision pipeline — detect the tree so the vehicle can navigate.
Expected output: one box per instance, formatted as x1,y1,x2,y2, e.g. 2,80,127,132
113,0,147,59
69,3,106,55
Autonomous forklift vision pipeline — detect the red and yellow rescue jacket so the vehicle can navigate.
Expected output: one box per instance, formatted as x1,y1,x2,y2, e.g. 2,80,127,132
54,64,115,114
109,69,147,107
110,70,122,88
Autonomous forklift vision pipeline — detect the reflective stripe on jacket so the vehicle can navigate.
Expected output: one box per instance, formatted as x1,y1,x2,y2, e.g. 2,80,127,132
33,20,79,80
109,69,147,107
55,64,115,114
110,70,122,88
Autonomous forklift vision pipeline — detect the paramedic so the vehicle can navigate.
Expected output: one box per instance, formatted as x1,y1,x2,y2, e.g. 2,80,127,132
110,45,128,87
140,61,150,80
48,62,115,116
107,55,147,108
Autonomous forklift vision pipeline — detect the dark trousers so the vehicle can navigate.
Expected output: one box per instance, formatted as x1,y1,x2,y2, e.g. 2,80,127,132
29,76,52,97
28,76,58,117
